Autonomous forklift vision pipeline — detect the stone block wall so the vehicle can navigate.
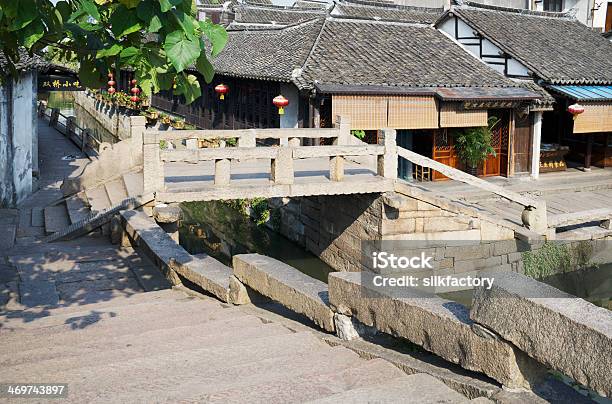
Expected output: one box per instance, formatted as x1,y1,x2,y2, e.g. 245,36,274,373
73,91,136,141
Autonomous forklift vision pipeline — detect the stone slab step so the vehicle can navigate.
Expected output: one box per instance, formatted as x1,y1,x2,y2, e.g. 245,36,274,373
31,207,44,227
105,179,128,206
66,340,361,403
65,192,92,224
122,171,144,197
0,290,199,330
43,205,70,235
2,319,290,375
0,289,179,320
200,357,409,403
0,302,243,352
130,265,171,292
0,297,227,338
85,186,111,214
308,373,470,404
0,224,16,250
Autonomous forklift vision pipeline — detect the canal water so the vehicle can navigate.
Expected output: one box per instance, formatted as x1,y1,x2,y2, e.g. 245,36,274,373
179,201,611,402
41,91,118,145
179,200,611,311
179,201,334,283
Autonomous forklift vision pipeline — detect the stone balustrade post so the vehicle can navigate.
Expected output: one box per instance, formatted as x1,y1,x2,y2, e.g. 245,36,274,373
50,108,60,127
66,116,76,136
334,115,351,146
330,155,345,182
521,200,548,234
377,128,398,180
215,159,231,185
289,137,301,147
143,134,165,194
81,129,90,151
238,129,256,148
38,101,47,117
271,148,294,185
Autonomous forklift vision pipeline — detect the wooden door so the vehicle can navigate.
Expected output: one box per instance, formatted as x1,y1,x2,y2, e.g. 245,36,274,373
513,113,532,174
433,129,458,181
606,3,612,33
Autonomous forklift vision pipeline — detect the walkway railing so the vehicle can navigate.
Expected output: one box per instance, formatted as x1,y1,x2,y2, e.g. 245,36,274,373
38,101,105,154
143,117,397,198
396,146,548,233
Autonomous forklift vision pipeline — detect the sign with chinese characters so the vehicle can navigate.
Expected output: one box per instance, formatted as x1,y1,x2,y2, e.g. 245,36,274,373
38,74,83,92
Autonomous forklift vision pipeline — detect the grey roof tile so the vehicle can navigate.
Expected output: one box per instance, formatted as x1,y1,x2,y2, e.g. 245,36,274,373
332,1,443,24
213,18,324,81
451,7,612,85
299,19,516,89
234,5,326,24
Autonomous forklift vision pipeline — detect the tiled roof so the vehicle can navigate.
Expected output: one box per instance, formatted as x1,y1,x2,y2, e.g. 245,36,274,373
513,80,555,109
234,5,325,24
450,7,612,85
332,1,443,24
0,49,47,73
298,19,516,90
213,18,324,81
293,0,330,10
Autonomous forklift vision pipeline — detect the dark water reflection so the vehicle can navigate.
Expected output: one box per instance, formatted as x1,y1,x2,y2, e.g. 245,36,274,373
179,201,334,283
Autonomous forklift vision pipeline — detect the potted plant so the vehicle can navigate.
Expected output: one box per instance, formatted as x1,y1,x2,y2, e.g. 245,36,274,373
454,117,499,176
172,119,185,129
160,114,172,125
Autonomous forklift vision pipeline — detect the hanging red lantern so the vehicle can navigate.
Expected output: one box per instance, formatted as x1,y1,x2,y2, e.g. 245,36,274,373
107,80,116,87
215,83,229,100
131,79,138,85
568,103,585,120
273,95,289,115
131,87,141,94
131,95,140,103
107,87,116,94
108,72,114,79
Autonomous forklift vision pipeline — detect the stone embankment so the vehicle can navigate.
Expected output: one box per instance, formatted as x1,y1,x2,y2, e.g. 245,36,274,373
118,206,610,401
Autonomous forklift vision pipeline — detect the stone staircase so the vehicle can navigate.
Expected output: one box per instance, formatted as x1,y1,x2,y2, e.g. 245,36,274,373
42,170,150,242
0,288,473,403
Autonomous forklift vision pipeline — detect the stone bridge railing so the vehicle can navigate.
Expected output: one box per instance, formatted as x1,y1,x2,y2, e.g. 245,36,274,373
396,147,548,234
143,117,398,196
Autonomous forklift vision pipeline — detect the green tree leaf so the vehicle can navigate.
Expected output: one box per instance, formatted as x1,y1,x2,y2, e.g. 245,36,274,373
110,6,142,38
159,0,182,13
199,20,227,57
18,19,45,49
195,53,214,83
79,0,100,20
78,58,105,88
97,44,123,58
175,74,201,104
119,0,140,9
4,0,38,31
164,30,200,73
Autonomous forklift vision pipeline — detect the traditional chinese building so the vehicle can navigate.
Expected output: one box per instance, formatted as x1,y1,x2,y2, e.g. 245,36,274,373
152,1,549,181
436,2,612,174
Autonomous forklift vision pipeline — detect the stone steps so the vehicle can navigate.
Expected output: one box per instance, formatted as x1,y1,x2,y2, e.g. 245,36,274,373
104,178,129,206
65,191,92,224
88,344,363,403
196,357,408,403
1,320,289,375
43,205,70,235
309,373,469,403
41,170,148,241
0,302,245,352
85,185,112,214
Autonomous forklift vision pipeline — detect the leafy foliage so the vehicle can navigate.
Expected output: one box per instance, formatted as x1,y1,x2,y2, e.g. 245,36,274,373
454,117,499,169
521,241,594,279
351,130,366,140
0,0,227,104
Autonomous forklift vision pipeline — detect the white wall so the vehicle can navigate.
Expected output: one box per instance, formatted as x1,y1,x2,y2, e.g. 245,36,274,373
0,71,36,207
279,83,299,129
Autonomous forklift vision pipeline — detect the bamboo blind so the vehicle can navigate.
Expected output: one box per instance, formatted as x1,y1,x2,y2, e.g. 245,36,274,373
332,95,388,130
573,102,612,134
332,95,439,130
439,103,488,128
387,96,438,129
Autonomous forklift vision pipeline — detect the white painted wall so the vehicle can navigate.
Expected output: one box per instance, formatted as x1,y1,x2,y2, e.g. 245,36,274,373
0,71,36,207
279,83,299,129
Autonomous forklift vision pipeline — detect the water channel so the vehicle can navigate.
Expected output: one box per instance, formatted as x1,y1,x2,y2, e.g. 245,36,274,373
179,201,612,311
41,91,118,145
